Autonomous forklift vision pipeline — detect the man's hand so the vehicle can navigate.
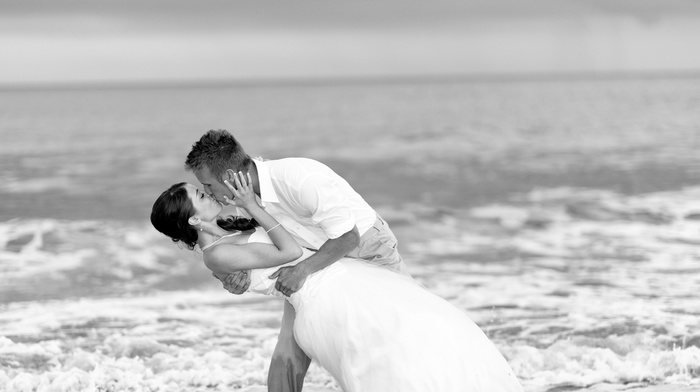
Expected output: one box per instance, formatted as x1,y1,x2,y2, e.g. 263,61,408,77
213,270,251,294
269,265,308,297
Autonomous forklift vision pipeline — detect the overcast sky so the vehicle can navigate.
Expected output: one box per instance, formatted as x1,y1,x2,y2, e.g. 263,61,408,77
2,0,700,85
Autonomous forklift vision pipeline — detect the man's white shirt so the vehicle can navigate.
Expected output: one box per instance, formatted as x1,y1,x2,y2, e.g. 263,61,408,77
246,157,377,250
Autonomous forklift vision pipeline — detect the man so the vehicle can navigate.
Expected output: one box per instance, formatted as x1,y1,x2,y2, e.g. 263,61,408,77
185,129,409,392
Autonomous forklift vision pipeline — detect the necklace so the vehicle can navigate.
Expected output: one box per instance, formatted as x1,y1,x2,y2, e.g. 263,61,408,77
200,232,242,252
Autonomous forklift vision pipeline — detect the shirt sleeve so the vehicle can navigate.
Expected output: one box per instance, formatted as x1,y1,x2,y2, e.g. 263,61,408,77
294,173,357,239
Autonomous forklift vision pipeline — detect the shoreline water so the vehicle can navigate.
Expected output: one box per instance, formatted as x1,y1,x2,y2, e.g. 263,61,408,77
2,185,700,390
1,78,699,390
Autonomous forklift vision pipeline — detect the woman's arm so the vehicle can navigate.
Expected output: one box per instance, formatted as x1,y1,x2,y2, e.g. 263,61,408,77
206,171,302,274
206,242,302,273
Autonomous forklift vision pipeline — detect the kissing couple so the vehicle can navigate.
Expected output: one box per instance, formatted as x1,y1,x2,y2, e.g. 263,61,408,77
151,129,523,391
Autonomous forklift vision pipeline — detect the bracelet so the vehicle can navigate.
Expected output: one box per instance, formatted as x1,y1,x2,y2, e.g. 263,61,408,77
266,223,281,233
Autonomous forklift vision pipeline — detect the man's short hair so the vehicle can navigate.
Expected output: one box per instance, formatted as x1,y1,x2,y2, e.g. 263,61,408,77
185,129,252,181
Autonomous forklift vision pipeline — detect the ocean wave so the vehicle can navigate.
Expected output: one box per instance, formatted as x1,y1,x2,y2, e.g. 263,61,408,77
1,185,700,390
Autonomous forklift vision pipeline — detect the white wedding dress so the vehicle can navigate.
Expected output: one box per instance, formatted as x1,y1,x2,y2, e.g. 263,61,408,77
245,228,523,392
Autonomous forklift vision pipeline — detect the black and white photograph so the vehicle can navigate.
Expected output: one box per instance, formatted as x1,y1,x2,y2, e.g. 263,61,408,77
1,1,699,391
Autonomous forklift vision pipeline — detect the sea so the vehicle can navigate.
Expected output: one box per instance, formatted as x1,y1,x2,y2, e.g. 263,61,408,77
1,76,699,392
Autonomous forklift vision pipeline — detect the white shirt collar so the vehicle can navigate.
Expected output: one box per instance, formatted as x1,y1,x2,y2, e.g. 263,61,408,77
252,158,279,206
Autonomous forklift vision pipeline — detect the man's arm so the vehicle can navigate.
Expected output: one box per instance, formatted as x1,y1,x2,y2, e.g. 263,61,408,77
269,226,360,295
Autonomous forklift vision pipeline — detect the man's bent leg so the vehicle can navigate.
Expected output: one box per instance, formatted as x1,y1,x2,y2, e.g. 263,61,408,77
268,300,311,392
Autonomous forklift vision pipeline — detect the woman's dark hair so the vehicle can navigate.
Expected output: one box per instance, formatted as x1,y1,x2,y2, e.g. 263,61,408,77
151,182,257,250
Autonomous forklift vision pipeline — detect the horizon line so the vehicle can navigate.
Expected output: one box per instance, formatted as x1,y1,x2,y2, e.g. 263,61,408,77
2,69,700,92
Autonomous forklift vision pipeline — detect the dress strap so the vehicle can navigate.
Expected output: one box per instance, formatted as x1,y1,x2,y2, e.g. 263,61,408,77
201,232,241,252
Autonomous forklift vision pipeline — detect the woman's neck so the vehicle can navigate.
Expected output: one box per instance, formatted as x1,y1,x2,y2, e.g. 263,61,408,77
196,217,234,249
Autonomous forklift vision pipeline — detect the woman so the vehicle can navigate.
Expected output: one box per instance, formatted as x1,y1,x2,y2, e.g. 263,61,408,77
151,172,523,392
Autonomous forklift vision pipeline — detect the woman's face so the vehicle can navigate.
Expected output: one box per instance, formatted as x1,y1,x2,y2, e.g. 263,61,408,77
184,183,222,221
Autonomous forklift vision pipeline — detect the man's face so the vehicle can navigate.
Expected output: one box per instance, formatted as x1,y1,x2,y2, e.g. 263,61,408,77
193,166,231,203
